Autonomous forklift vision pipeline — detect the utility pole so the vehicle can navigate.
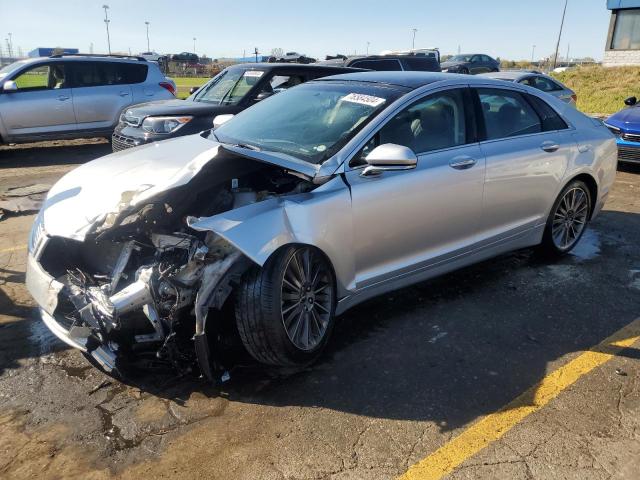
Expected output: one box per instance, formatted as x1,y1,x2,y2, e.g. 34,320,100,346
411,28,417,50
193,37,196,54
254,47,259,63
102,5,111,54
553,0,568,69
366,41,370,55
145,21,150,52
566,43,570,66
531,44,536,64
7,33,13,58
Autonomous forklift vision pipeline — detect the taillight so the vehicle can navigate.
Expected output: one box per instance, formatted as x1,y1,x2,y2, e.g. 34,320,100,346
159,82,175,96
571,94,577,103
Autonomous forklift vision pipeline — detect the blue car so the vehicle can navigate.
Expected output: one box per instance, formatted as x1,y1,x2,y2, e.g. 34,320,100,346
604,96,640,164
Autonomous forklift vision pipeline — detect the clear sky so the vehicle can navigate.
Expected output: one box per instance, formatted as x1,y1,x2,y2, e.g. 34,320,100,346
0,0,611,61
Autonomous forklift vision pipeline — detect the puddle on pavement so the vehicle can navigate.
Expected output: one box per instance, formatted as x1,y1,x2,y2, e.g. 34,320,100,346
570,229,601,261
27,317,62,356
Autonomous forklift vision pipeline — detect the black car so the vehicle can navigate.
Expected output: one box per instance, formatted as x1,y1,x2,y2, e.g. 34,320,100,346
112,63,357,151
440,54,500,74
318,54,441,72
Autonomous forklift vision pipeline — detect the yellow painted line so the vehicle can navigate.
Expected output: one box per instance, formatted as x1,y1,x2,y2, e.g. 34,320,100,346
0,245,26,254
400,317,640,480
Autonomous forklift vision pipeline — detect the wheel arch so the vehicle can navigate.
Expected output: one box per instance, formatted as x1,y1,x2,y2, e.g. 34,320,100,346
565,172,598,219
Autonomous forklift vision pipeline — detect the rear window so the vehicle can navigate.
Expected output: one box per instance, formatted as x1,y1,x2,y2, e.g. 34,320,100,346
525,94,569,131
70,61,148,87
402,57,441,72
350,59,402,71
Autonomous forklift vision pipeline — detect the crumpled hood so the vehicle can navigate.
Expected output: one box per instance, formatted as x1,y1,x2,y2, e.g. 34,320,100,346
125,98,235,118
606,106,640,133
42,134,221,241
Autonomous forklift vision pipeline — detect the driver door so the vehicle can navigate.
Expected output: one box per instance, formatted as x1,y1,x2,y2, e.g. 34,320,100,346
0,63,76,140
344,88,486,289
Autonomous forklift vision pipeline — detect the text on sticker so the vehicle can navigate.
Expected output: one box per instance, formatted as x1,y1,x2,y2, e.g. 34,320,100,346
243,70,264,78
342,93,386,107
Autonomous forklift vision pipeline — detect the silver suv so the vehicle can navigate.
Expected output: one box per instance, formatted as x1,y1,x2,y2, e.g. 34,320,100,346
0,54,176,144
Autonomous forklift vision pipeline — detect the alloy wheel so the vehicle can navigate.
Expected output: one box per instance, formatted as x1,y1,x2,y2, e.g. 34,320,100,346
280,247,333,351
551,187,589,250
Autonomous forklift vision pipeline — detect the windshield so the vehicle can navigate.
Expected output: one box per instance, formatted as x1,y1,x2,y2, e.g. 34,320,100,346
448,55,473,62
192,68,264,105
212,82,404,164
0,60,29,80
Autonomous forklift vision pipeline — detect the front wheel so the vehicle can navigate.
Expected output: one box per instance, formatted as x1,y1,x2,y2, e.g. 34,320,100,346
540,180,591,255
460,67,469,74
235,245,336,367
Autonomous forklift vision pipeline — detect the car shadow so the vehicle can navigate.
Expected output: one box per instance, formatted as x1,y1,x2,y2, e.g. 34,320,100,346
6,210,640,434
0,139,111,169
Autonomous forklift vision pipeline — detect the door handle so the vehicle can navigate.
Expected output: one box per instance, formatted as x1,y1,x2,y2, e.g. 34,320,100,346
541,141,560,152
119,92,129,97
57,95,70,101
449,156,476,170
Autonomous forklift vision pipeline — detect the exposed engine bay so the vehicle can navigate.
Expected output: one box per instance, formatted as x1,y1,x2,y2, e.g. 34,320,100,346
36,151,317,382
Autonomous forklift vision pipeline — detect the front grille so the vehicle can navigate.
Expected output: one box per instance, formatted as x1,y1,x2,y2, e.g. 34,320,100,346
617,146,640,163
621,132,640,143
112,133,138,152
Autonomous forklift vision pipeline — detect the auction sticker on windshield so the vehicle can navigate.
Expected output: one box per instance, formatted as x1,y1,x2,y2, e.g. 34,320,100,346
243,70,264,78
342,93,386,107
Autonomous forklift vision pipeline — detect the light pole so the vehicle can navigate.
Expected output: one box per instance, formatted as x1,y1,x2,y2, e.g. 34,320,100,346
531,45,536,64
102,5,111,54
411,28,417,50
366,41,370,56
553,0,568,69
145,21,150,52
193,37,196,54
7,33,13,58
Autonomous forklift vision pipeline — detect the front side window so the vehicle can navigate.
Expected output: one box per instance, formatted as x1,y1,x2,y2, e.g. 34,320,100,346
13,64,67,90
213,82,403,163
353,89,469,165
478,88,542,140
350,59,402,71
612,9,640,50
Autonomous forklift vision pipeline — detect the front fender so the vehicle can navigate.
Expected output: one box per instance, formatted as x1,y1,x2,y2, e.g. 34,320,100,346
187,176,356,297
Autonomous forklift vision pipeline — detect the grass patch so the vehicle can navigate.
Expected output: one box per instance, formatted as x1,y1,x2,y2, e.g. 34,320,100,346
552,66,640,115
170,76,211,99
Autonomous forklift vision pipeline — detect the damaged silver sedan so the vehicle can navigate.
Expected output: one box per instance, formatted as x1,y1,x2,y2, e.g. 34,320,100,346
27,72,617,381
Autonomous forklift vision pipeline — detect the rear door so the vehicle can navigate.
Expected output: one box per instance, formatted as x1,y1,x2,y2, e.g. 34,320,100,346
0,62,76,140
474,87,576,241
69,61,135,132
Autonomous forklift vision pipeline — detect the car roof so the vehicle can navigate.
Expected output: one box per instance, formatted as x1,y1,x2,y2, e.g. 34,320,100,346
314,71,472,89
228,62,358,72
14,55,148,66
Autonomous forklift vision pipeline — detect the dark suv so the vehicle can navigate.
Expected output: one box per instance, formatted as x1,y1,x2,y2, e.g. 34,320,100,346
318,54,441,72
112,63,357,151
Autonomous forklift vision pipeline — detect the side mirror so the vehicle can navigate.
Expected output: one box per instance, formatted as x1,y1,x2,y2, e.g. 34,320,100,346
624,96,637,106
254,91,274,102
189,86,200,95
212,114,234,129
362,143,418,176
2,80,18,92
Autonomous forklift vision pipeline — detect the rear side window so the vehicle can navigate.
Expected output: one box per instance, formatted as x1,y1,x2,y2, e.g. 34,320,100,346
71,62,148,87
402,57,440,72
477,88,542,140
350,59,402,71
526,94,569,131
526,76,562,92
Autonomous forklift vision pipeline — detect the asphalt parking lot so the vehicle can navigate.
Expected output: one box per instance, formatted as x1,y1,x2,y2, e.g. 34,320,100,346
1,141,639,480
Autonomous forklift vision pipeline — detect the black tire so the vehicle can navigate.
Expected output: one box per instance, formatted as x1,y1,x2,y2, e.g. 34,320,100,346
460,67,469,74
540,179,592,256
235,245,337,367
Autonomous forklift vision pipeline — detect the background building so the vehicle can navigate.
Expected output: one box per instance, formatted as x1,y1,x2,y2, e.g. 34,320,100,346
604,0,640,66
28,47,79,57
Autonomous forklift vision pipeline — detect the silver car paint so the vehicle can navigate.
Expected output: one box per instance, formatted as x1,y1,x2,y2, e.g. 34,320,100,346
27,76,617,323
0,57,174,143
478,71,576,106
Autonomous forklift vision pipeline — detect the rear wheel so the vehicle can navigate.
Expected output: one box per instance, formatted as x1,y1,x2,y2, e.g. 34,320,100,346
460,67,469,74
235,245,336,367
540,180,591,255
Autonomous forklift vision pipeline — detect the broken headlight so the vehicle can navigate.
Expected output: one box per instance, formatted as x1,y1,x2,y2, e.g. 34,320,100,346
142,116,193,134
